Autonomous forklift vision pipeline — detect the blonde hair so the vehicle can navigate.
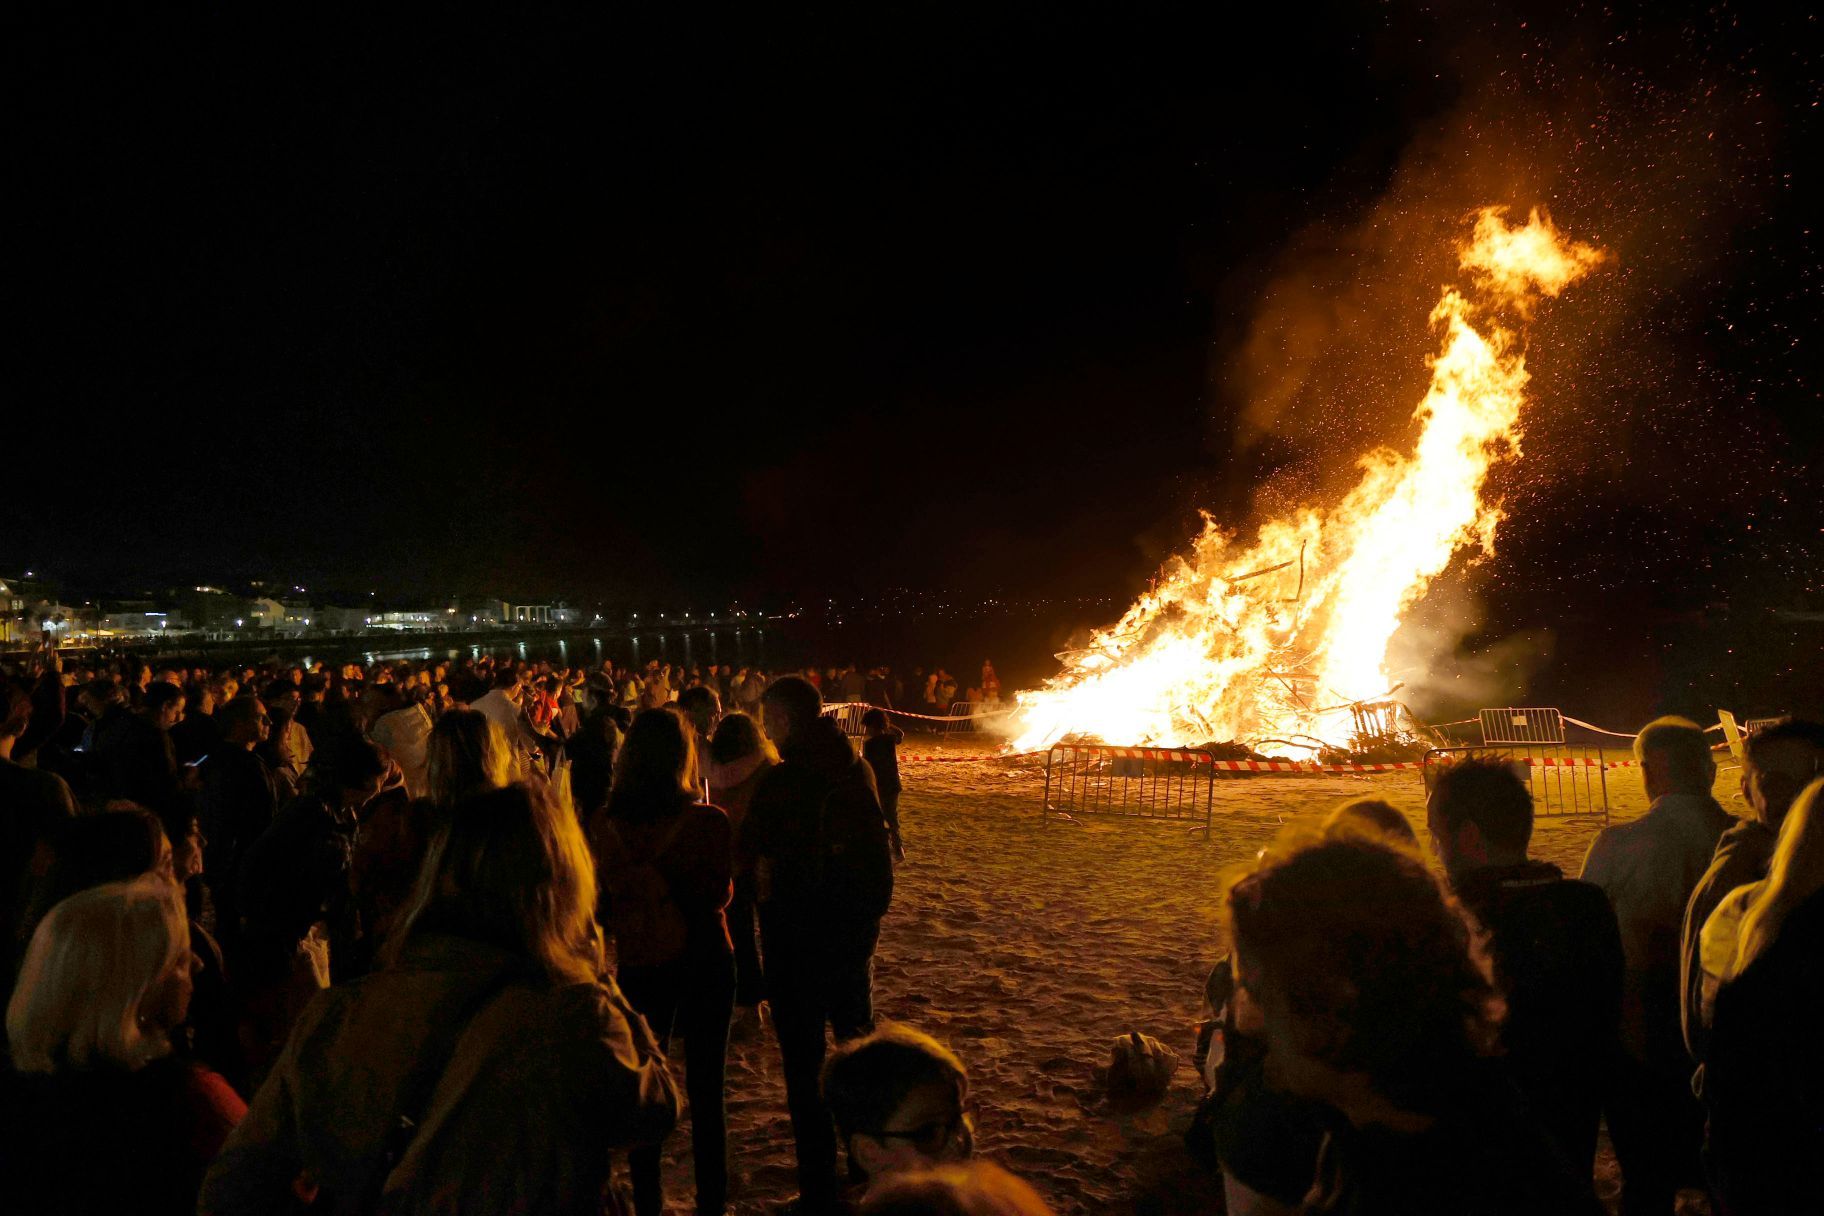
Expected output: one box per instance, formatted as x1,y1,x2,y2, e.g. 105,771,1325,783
425,709,515,807
385,781,603,986
1730,776,1824,980
6,877,189,1073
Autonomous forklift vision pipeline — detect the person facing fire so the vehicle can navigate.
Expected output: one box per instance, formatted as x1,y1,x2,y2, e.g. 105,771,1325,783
1225,829,1602,1214
742,675,895,1212
1580,716,1730,1214
1427,758,1623,1177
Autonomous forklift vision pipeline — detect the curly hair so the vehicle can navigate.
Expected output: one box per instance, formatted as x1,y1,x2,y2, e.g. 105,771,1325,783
1225,832,1504,1111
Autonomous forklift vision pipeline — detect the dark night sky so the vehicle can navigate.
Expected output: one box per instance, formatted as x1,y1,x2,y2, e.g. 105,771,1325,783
9,4,1821,637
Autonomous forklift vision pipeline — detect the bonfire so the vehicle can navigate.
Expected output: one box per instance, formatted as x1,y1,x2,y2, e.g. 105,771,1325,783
1010,207,1606,758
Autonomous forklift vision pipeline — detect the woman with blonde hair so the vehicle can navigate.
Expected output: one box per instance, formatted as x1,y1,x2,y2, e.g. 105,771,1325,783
3,876,244,1214
1701,777,1824,1212
201,781,679,1214
422,707,515,809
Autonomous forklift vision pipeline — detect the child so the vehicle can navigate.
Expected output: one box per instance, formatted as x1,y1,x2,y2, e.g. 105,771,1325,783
823,1024,972,1197
861,708,905,862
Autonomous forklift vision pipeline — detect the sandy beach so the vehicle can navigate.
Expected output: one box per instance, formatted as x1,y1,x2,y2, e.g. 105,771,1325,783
654,738,1726,1213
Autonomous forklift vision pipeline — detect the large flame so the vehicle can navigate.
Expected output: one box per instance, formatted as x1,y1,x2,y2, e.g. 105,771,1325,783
1011,207,1605,753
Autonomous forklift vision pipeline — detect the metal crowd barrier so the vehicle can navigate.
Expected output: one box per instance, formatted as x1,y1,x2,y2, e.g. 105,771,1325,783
1450,707,1609,818
1042,744,1215,833
822,702,870,737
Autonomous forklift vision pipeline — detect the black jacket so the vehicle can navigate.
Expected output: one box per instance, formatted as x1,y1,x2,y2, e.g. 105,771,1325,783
1453,860,1623,1177
1704,888,1824,1214
740,717,892,948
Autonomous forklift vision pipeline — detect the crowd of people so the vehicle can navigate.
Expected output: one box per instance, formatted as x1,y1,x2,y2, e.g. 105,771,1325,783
0,643,1819,1214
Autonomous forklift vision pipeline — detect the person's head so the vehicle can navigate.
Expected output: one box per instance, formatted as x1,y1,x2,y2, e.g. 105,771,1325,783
7,877,194,1073
446,672,487,708
386,782,601,985
1424,759,1535,880
142,681,185,730
676,685,722,741
217,695,271,747
824,1024,973,1182
862,708,892,737
709,710,777,768
263,678,301,716
1224,832,1502,1116
1633,715,1716,800
43,807,173,912
1323,798,1418,851
860,1163,1054,1216
1,681,30,748
308,734,388,808
1730,777,1824,980
425,709,514,808
153,802,206,887
300,673,327,702
492,666,521,694
609,708,699,819
186,682,217,717
761,675,823,747
1741,720,1824,831
79,677,124,718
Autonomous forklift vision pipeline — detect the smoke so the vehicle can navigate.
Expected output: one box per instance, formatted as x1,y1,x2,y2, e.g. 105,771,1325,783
1201,9,1789,711
1382,573,1555,720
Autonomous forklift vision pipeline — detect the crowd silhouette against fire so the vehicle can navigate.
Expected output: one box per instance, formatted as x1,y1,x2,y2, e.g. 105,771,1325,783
0,647,1818,1214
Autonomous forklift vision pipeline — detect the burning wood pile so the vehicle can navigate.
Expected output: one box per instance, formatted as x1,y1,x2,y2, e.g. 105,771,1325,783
1009,207,1605,760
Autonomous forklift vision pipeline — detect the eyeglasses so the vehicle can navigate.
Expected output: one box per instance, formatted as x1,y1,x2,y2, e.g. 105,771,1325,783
866,1110,974,1158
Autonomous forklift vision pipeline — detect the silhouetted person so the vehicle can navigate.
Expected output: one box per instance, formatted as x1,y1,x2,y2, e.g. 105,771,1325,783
741,676,895,1212
1429,759,1623,1177
1229,831,1601,1214
862,709,906,862
169,681,220,768
196,697,278,954
1680,718,1824,1064
591,708,734,1216
1701,777,1824,1213
1581,717,1731,1214
1,681,74,948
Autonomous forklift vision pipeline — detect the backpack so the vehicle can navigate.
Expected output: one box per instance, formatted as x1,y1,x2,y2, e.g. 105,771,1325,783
597,813,693,968
819,769,894,924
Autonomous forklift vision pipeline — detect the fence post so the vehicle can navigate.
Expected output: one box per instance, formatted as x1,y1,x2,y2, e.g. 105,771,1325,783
1042,746,1055,827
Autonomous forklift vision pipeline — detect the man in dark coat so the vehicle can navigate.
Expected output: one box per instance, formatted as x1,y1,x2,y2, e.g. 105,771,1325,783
1428,758,1624,1178
740,675,893,1213
197,697,278,952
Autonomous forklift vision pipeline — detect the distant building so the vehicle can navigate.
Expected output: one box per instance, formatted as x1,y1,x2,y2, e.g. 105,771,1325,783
502,602,553,625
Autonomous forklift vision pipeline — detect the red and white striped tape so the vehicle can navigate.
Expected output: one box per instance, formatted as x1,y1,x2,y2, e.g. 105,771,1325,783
898,750,1640,770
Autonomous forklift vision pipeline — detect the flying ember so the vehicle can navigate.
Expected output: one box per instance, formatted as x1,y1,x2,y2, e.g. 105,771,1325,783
1010,206,1607,755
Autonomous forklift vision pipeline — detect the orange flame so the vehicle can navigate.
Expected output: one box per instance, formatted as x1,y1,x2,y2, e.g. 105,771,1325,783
1010,207,1605,754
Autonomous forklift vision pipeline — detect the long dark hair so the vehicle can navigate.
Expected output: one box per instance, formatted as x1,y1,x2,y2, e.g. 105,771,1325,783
605,708,698,824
